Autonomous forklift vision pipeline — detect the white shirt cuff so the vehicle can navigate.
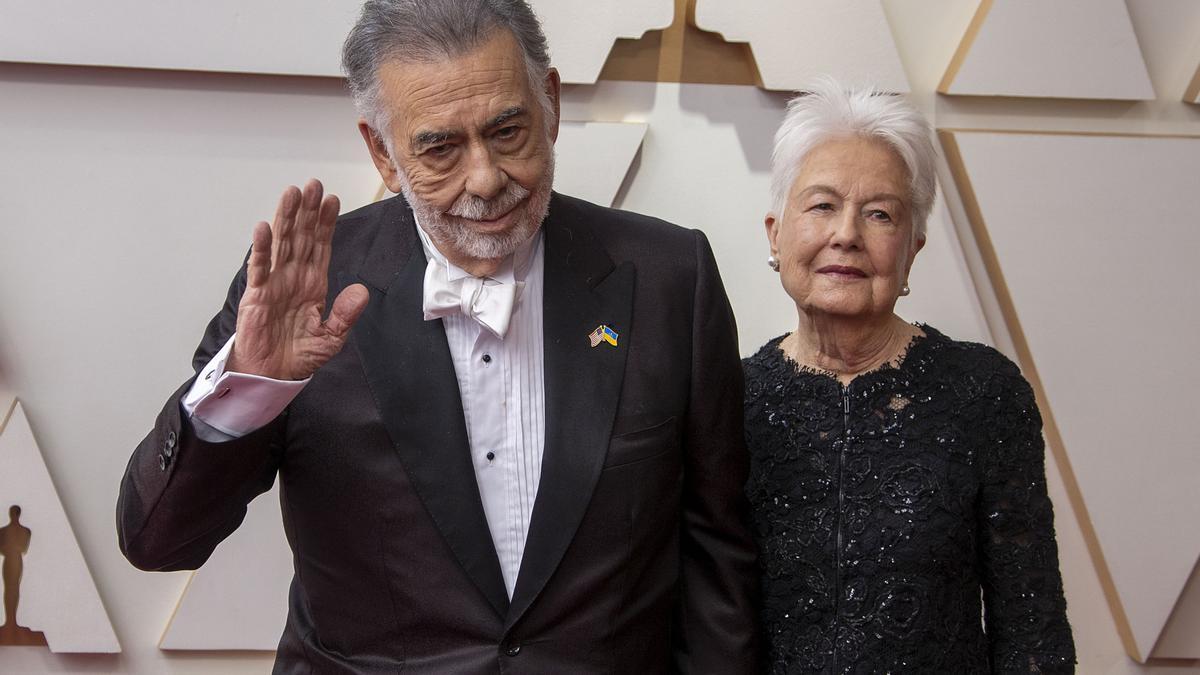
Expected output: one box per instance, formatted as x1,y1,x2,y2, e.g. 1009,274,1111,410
181,333,309,439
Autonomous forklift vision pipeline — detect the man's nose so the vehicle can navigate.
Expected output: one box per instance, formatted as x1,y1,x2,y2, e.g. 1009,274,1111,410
462,143,507,200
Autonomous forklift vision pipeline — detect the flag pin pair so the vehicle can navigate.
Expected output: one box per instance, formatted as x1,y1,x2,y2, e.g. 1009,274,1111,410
588,324,619,348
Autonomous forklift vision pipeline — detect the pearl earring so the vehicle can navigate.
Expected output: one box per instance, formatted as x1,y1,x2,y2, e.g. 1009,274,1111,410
768,255,780,272
899,284,911,297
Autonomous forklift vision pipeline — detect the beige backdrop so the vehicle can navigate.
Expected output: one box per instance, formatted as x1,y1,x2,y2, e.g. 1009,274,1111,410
1,0,1199,672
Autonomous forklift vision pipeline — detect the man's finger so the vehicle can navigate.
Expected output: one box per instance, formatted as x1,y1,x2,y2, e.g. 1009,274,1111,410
246,221,273,289
292,179,325,263
310,193,341,266
325,284,370,338
272,185,302,264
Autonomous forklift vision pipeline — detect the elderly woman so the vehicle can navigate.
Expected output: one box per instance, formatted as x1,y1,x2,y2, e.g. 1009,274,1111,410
744,80,1076,673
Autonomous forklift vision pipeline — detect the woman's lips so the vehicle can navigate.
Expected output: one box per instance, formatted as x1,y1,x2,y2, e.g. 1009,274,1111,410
817,265,867,278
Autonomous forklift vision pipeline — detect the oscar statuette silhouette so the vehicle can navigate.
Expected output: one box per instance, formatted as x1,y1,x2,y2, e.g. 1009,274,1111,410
0,505,47,646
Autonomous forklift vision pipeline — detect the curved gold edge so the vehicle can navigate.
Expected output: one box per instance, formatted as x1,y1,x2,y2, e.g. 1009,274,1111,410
938,129,1144,663
937,0,993,94
0,396,17,437
939,127,1200,140
1145,658,1200,667
372,181,390,204
1185,63,1200,104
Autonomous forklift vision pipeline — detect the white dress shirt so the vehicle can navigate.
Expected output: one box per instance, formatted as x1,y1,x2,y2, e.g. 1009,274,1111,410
182,218,547,598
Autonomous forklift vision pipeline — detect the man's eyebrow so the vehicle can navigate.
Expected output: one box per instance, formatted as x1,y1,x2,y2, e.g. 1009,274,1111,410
412,129,457,150
486,106,526,129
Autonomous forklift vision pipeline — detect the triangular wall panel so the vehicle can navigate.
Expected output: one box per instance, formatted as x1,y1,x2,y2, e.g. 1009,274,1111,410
941,0,1155,100
693,0,909,92
942,130,1200,661
0,399,120,653
531,0,675,84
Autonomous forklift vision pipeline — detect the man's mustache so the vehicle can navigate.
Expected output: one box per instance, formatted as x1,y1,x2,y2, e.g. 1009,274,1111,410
446,182,530,220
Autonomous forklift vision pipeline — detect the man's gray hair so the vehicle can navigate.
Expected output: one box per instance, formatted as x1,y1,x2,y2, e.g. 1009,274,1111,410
770,77,937,238
342,0,553,139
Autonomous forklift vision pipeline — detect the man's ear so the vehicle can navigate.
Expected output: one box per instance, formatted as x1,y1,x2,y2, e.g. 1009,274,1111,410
358,120,404,193
544,68,562,143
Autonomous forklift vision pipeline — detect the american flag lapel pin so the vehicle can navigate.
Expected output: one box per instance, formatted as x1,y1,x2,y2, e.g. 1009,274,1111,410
588,324,619,348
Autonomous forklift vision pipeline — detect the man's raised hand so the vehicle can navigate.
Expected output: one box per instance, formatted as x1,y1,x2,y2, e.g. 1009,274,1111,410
228,179,370,380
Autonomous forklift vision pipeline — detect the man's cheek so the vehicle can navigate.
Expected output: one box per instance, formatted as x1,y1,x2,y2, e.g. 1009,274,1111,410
408,169,461,207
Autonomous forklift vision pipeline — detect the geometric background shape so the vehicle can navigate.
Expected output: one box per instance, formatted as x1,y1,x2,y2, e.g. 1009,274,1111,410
0,399,120,653
545,121,649,206
940,0,1155,100
1153,559,1200,658
532,0,675,84
942,129,1200,662
693,0,910,92
0,0,673,85
3,2,1200,671
1187,63,1200,104
0,0,360,76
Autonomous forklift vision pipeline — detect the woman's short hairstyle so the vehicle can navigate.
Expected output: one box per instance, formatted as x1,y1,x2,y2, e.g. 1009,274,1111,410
770,77,937,237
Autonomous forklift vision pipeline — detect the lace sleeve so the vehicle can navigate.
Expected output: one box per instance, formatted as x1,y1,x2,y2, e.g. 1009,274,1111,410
976,363,1076,673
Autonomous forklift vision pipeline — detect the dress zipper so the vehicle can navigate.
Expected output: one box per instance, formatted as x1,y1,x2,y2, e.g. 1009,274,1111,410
833,385,850,674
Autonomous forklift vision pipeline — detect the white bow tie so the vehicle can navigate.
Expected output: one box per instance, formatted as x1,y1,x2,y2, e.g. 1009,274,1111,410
422,257,524,338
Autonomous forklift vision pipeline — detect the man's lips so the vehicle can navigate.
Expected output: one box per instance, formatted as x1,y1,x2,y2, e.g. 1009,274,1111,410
454,198,525,228
475,204,519,225
817,265,867,278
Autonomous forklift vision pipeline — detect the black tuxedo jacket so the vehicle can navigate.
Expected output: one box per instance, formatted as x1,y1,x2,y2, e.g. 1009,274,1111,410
118,193,759,673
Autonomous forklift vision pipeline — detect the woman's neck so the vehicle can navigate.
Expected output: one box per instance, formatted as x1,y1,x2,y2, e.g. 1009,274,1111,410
782,313,920,385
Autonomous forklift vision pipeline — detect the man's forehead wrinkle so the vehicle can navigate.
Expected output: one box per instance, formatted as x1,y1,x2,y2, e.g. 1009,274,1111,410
398,82,530,148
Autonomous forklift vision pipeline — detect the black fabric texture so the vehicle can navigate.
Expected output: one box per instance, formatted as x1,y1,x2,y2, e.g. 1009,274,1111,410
744,325,1075,674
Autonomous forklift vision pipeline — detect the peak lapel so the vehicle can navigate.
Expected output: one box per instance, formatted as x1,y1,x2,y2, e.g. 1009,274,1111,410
506,196,634,629
352,205,509,619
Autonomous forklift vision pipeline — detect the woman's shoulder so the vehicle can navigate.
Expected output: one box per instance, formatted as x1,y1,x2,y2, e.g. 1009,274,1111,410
919,325,1033,403
921,325,1021,377
742,334,789,375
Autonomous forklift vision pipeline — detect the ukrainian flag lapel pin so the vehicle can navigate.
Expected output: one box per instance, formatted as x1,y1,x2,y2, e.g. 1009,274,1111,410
588,324,619,348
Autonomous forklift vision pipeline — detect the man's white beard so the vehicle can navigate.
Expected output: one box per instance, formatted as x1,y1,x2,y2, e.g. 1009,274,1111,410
396,153,554,262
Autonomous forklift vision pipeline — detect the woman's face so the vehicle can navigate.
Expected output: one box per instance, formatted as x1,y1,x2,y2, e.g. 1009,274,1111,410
766,136,925,323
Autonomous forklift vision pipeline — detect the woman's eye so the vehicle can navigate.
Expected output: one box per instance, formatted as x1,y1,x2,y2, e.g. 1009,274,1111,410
869,209,892,222
809,202,834,212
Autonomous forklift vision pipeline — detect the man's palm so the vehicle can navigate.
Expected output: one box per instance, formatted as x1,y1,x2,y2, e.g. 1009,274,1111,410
230,179,369,380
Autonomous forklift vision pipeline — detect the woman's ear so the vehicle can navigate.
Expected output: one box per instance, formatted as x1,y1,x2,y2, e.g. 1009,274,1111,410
765,212,780,256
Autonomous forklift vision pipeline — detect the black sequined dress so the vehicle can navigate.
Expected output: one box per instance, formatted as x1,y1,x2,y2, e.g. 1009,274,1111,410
744,326,1075,674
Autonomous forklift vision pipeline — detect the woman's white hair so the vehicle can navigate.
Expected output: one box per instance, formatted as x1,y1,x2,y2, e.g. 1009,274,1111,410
770,77,937,238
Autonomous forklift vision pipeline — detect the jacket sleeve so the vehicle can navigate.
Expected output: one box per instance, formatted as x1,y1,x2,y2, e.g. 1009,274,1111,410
977,361,1076,673
116,260,286,571
672,230,761,673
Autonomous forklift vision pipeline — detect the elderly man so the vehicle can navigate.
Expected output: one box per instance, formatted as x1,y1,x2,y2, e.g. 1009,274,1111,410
117,0,758,672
